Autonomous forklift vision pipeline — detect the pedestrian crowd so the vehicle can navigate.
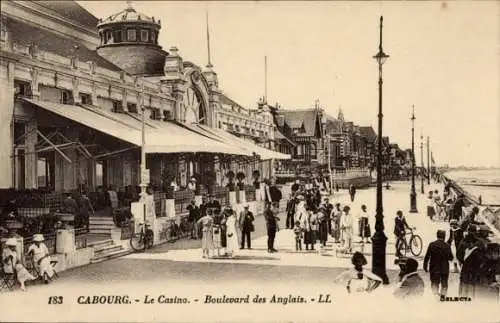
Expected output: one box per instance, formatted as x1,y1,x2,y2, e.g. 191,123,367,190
286,180,369,254
421,182,500,301
187,178,283,258
390,178,500,301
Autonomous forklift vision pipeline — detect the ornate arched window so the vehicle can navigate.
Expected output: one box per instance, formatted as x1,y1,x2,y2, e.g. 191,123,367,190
181,87,206,124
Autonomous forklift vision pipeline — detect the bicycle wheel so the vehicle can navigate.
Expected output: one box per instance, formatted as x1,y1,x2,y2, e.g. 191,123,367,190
410,235,423,256
130,232,145,252
145,230,154,249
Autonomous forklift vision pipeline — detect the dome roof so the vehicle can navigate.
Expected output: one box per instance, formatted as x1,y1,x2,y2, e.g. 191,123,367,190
97,3,160,28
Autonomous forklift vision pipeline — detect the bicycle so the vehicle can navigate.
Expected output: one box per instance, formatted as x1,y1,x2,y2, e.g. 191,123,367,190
130,222,154,252
396,227,423,257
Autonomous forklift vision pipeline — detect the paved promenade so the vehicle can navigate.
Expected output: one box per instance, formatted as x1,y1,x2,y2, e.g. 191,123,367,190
2,181,500,323
127,181,448,273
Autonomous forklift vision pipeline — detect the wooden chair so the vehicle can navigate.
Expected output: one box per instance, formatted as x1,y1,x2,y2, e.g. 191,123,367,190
0,262,16,292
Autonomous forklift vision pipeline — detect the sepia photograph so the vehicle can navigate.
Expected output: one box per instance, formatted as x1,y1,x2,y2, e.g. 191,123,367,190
0,0,499,322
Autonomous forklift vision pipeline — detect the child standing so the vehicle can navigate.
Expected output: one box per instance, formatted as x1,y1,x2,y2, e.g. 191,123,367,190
293,220,303,251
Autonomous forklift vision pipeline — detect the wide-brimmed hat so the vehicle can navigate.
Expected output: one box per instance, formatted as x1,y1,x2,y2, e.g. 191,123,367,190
190,177,197,182
5,238,17,246
297,195,305,200
244,205,249,209
33,234,45,242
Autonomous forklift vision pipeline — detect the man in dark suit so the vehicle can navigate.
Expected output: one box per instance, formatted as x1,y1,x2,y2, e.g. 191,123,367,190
394,257,425,299
268,178,282,205
238,205,254,249
186,200,200,239
264,203,279,253
424,230,454,297
323,198,334,235
394,210,411,257
285,196,297,229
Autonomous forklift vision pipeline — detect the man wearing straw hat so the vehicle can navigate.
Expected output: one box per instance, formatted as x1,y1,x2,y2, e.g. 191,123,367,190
2,237,35,290
27,234,55,284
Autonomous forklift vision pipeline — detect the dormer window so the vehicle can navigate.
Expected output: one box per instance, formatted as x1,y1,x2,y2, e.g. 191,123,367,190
127,102,138,114
140,29,149,42
151,30,157,44
112,100,123,113
61,90,73,104
127,29,136,41
14,80,31,97
80,93,92,105
150,108,161,120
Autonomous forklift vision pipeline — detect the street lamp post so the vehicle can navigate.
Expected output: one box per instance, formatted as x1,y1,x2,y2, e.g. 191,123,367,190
420,135,424,194
409,105,418,213
327,134,333,194
372,16,390,284
139,79,147,207
426,136,430,185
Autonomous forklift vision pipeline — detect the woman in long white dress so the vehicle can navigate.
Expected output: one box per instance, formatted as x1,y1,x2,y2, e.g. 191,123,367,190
27,234,55,283
339,206,354,253
2,238,35,291
295,195,308,229
225,209,239,258
197,213,214,258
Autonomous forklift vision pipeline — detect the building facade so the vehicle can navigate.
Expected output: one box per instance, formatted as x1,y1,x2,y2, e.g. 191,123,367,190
0,1,281,192
276,107,325,171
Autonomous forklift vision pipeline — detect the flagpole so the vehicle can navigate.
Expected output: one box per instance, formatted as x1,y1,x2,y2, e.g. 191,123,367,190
264,56,267,104
206,9,213,68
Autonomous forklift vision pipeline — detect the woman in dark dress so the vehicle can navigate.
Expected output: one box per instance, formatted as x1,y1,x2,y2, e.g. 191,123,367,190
317,206,329,247
212,208,226,252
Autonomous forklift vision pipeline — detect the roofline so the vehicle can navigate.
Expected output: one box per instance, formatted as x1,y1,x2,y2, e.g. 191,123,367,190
4,1,99,48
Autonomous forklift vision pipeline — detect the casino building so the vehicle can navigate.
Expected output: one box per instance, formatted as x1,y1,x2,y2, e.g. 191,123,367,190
0,0,288,193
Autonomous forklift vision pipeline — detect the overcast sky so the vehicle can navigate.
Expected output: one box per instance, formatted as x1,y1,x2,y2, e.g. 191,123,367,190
78,1,500,168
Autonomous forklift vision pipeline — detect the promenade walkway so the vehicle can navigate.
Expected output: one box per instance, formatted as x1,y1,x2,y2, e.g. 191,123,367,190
127,181,448,272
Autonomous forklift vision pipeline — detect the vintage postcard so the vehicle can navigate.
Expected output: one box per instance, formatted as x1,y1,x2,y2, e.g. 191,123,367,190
0,0,499,322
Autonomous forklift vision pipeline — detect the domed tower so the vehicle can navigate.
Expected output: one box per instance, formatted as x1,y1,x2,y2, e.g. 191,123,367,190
96,1,168,76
